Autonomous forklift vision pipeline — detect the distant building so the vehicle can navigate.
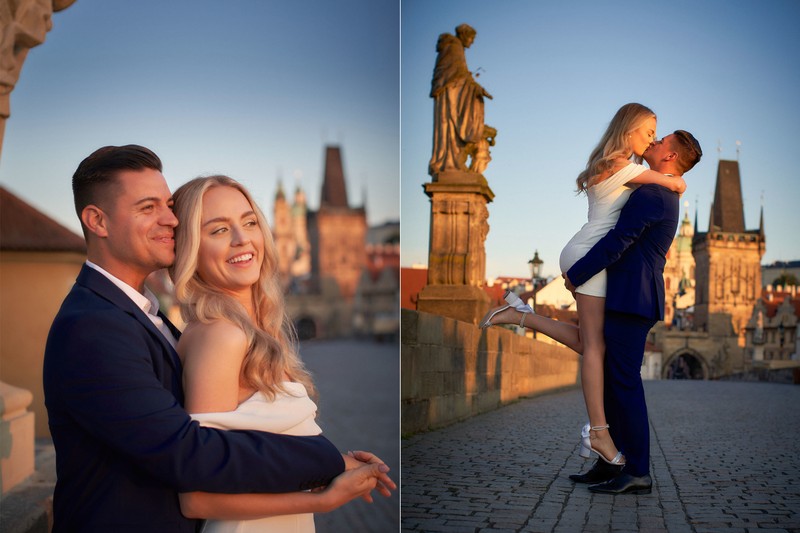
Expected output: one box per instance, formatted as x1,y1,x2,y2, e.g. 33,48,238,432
400,266,427,310
354,222,400,340
272,180,311,288
761,260,800,288
271,145,383,338
657,159,766,379
664,211,696,329
308,146,368,301
692,159,765,344
0,186,86,438
744,286,798,365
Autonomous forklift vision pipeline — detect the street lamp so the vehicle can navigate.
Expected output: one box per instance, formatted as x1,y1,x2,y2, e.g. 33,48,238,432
528,250,543,281
528,251,543,338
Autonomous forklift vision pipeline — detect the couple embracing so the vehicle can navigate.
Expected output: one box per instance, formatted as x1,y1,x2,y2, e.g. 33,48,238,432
43,145,396,532
482,103,702,494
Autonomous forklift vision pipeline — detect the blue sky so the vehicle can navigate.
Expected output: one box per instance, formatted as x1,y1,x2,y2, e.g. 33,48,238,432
401,0,800,279
1,0,399,235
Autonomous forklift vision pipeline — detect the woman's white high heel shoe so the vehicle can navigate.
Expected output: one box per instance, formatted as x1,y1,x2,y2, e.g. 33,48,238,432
503,290,534,314
579,423,625,465
479,290,535,329
479,305,513,329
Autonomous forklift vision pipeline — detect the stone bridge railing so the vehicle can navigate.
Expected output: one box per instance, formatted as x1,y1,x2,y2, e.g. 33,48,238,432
401,309,580,435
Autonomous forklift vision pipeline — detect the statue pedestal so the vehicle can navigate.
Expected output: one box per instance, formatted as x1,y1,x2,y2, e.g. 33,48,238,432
0,381,35,494
417,171,494,325
417,284,490,325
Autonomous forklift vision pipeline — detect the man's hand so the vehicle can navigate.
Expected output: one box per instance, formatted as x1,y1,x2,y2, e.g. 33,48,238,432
563,273,576,296
342,451,397,499
320,462,387,510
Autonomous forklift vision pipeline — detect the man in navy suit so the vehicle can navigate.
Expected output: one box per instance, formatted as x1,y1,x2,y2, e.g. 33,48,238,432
565,130,702,494
44,145,393,532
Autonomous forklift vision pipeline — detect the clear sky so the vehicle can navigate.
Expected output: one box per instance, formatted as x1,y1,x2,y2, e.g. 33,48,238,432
0,0,399,235
401,0,800,280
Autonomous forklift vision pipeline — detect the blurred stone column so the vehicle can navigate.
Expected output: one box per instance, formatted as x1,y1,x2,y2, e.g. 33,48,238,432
0,382,34,493
417,170,493,325
0,0,76,494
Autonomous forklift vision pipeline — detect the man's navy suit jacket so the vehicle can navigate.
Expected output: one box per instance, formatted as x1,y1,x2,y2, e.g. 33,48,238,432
566,183,680,320
43,265,344,532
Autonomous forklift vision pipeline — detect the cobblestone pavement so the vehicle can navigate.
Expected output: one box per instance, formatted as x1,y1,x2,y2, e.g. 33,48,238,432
302,338,400,532
402,380,800,533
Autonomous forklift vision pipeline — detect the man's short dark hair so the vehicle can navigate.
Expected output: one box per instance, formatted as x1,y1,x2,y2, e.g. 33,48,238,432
72,145,163,223
671,130,702,174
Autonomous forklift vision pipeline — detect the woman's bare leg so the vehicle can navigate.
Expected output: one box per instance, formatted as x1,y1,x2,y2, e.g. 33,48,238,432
576,293,623,463
481,305,583,352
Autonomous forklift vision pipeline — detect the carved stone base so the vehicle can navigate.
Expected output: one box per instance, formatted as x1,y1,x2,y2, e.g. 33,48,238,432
420,170,494,325
0,381,35,494
417,284,490,326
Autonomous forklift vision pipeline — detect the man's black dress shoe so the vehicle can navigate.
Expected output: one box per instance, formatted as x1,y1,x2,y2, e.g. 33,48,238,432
588,473,652,495
569,459,623,484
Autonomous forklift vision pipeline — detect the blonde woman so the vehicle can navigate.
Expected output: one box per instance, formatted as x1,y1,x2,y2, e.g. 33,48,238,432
170,175,393,532
481,103,685,466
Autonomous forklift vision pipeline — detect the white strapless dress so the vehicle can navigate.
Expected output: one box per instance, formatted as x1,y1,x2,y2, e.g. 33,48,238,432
559,163,646,297
192,382,322,533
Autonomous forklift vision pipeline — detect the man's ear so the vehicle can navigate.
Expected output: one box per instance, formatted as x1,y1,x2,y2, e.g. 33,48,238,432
81,205,109,238
664,151,678,162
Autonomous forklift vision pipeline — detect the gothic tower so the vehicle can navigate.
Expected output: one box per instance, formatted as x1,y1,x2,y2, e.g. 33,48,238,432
307,145,367,300
272,180,295,285
692,160,765,343
664,210,696,327
290,185,311,278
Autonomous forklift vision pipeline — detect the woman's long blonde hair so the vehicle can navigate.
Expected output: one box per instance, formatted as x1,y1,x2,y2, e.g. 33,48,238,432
170,175,316,401
575,103,656,193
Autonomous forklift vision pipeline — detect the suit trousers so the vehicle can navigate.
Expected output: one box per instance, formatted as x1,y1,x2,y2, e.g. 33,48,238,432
603,311,657,477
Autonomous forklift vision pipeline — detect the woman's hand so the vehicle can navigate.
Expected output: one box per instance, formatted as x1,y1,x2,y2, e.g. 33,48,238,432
319,462,390,511
671,176,687,195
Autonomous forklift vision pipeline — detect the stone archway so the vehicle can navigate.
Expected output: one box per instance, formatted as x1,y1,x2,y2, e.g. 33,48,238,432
663,350,707,380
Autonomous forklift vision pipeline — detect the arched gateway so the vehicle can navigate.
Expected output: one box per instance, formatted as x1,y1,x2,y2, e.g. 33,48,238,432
663,349,708,380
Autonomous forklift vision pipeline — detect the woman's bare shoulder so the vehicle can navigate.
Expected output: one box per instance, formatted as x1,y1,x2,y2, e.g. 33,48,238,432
179,320,248,359
589,158,632,187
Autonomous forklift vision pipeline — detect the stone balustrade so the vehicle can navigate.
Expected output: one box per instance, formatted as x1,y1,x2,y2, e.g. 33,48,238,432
401,309,580,435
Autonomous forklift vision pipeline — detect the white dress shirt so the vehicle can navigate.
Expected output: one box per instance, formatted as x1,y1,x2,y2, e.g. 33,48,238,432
85,261,178,349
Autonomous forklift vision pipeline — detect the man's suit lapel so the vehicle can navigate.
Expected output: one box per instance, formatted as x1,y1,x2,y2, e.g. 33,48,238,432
76,265,183,372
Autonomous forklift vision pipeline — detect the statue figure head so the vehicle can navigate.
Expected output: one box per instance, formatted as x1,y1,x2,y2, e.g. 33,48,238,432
455,24,476,48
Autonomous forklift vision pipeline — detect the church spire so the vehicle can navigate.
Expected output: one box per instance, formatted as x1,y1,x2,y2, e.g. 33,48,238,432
275,178,286,201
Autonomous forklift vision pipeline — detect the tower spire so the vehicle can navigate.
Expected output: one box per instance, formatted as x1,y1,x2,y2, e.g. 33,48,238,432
320,145,349,209
711,160,745,233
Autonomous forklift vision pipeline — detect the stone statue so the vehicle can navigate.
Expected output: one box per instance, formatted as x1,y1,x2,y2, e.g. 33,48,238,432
0,0,76,155
754,308,764,344
429,23,494,178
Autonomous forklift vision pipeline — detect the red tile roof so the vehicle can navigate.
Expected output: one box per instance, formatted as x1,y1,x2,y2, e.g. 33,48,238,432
0,185,86,253
401,267,428,310
760,288,800,318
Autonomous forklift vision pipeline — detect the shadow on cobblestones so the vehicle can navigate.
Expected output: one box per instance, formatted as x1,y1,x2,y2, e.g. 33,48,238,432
402,380,800,533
